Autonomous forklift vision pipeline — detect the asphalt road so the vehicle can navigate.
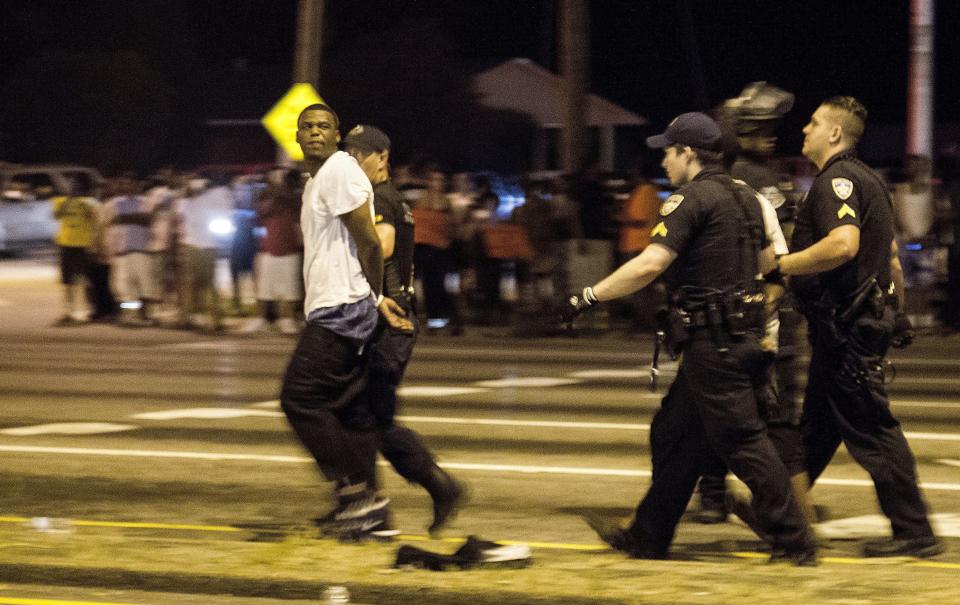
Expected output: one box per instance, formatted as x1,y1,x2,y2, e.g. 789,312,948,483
1,258,959,604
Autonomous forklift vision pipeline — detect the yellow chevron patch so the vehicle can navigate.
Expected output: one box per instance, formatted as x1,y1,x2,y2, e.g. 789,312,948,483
651,222,668,237
837,203,856,219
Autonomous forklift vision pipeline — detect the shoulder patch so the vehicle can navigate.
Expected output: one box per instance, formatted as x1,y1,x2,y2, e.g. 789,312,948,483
759,186,786,209
837,203,856,219
831,177,853,200
651,222,668,237
660,194,684,216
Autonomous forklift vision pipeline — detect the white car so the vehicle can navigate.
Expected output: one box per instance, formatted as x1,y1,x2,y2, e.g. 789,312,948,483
0,164,103,254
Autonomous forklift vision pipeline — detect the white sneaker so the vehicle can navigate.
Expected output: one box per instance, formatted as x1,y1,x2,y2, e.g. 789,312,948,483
239,317,268,334
277,317,300,335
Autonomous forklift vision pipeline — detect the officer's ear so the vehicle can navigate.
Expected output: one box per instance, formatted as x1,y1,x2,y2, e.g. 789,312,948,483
828,124,843,145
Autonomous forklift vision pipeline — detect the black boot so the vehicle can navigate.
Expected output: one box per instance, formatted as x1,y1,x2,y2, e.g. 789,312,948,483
421,465,466,535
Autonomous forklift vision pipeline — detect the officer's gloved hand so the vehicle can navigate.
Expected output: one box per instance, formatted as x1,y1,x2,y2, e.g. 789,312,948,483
560,287,599,326
890,312,914,349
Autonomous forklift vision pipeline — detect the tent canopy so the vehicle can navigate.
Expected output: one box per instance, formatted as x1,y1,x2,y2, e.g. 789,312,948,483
473,58,646,128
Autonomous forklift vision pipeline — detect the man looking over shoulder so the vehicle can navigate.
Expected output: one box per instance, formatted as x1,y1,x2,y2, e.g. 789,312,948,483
279,103,397,542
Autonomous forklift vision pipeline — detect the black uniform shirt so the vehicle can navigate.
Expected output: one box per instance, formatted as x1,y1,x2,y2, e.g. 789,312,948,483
373,180,416,298
731,157,797,224
789,151,893,302
650,166,768,292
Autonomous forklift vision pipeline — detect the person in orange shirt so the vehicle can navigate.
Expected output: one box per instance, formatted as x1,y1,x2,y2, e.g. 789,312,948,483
615,173,663,330
412,169,460,333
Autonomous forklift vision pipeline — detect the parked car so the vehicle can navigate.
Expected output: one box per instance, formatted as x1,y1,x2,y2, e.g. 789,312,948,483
0,163,103,254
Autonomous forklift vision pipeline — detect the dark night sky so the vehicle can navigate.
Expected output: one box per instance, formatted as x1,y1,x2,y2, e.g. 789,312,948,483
1,0,958,171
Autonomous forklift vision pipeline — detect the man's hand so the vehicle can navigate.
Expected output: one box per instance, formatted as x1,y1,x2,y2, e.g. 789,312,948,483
379,296,414,332
890,312,914,349
560,287,599,326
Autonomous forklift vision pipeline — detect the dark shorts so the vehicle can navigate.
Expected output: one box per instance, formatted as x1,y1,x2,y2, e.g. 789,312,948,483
59,246,89,285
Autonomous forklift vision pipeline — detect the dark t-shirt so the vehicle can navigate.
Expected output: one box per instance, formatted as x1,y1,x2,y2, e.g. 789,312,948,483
650,167,768,293
789,151,893,302
373,180,415,299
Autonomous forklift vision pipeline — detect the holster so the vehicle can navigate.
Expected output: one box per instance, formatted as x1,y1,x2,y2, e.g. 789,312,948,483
837,277,884,325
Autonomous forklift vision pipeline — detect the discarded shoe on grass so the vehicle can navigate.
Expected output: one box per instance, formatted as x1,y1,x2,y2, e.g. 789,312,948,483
394,535,532,571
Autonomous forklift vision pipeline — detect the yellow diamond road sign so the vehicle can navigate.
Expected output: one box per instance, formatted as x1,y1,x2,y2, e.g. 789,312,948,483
261,83,325,160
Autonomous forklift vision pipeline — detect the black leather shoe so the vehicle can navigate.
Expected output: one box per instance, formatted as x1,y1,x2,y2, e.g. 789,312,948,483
583,515,643,557
769,547,819,567
862,536,945,558
693,506,728,524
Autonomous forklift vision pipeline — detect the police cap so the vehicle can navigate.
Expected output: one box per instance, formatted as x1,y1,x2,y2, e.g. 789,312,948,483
646,112,722,151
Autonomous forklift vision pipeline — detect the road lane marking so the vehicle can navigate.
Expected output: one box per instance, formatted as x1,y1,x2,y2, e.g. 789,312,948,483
399,386,491,397
0,423,138,436
397,415,650,431
937,459,960,468
472,377,582,388
2,514,959,570
817,513,960,539
1,445,959,491
131,408,283,420
0,445,310,463
0,599,141,605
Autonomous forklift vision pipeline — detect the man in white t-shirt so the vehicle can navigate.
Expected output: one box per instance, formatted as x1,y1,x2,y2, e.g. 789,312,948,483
279,103,404,542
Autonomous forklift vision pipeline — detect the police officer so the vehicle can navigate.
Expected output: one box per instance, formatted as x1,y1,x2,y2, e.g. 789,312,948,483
776,96,943,558
564,112,817,565
343,125,466,535
695,83,814,526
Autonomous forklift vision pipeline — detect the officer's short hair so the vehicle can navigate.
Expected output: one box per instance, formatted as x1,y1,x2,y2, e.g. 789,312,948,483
672,144,723,167
297,103,340,129
821,96,867,144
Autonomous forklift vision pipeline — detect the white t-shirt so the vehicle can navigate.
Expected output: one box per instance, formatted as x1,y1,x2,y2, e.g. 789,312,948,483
301,150,375,314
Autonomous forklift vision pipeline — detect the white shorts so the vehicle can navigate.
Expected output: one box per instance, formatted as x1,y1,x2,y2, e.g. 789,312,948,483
112,252,160,302
255,252,303,302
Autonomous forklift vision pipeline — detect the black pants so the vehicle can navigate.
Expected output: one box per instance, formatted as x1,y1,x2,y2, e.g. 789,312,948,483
86,261,117,319
802,307,935,540
698,307,807,508
367,313,437,488
627,332,813,558
280,321,378,486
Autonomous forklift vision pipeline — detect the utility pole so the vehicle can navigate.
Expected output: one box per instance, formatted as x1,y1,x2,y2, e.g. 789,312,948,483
278,0,324,165
560,0,589,174
906,0,934,160
293,0,324,88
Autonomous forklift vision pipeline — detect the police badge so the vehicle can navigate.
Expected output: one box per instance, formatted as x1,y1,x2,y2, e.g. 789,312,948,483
831,177,853,200
660,194,684,216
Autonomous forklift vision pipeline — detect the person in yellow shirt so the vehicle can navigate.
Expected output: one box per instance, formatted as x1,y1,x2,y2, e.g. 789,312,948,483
51,179,99,325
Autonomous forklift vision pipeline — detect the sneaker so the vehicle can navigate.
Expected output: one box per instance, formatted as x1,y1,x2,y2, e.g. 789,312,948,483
277,317,300,335
321,496,400,542
862,536,945,558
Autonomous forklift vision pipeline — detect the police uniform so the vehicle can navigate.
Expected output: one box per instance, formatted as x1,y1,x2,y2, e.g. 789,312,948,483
366,179,462,527
790,151,937,543
624,166,812,558
367,180,429,477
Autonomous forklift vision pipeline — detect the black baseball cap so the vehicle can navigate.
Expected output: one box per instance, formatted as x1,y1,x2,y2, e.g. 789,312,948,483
646,112,722,150
343,124,390,153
